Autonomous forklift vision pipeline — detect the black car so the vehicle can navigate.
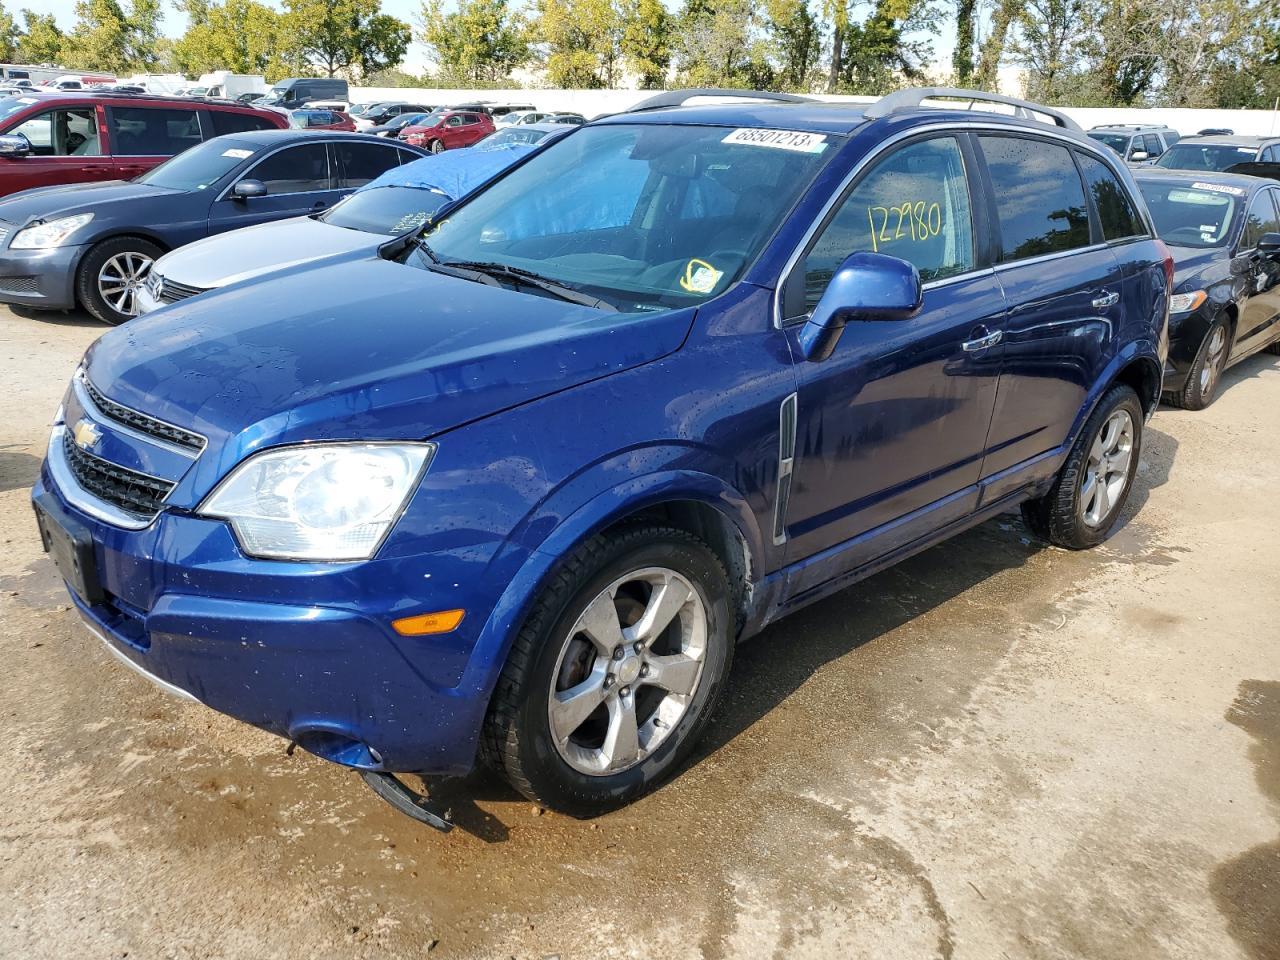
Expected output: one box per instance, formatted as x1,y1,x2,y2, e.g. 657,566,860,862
0,129,425,324
1134,169,1280,408
362,111,432,138
359,102,432,127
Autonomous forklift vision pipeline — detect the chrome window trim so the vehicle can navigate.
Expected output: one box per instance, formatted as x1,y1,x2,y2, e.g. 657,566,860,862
773,120,1152,329
73,374,203,458
47,425,158,531
212,138,348,202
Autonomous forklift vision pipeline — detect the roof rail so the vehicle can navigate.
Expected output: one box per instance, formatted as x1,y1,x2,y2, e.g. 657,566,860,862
625,88,810,114
863,87,1080,131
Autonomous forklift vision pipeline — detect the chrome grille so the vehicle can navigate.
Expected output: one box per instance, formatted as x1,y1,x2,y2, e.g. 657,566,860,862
155,275,205,304
82,377,206,452
0,226,10,246
61,429,174,522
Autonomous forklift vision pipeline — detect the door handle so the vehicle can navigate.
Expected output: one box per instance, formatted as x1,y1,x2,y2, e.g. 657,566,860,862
311,201,327,209
962,329,1003,352
1092,291,1120,309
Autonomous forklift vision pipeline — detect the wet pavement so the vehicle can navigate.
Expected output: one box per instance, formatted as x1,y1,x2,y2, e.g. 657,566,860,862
1,305,1277,959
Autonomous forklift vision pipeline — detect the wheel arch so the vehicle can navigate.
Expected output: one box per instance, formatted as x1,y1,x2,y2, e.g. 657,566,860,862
1111,353,1162,418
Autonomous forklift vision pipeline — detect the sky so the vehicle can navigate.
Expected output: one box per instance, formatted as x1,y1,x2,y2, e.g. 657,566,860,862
35,0,962,80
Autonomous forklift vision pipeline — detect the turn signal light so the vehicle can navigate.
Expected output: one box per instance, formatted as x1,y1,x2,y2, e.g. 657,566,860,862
391,609,465,636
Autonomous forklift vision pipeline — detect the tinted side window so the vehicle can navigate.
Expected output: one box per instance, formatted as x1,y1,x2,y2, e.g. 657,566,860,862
1076,153,1146,241
395,147,420,165
1143,134,1163,157
111,106,202,156
210,110,276,135
332,141,400,187
801,136,976,310
1242,190,1280,249
1263,145,1279,162
247,143,330,194
979,135,1090,260
11,108,101,156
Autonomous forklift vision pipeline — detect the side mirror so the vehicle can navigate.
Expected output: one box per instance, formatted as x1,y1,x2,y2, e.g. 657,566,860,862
1129,150,1150,162
0,133,31,158
797,252,923,362
232,179,267,200
1258,232,1280,259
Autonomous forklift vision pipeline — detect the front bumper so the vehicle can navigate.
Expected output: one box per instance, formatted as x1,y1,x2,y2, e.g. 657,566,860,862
0,243,83,310
34,452,504,776
1161,305,1215,393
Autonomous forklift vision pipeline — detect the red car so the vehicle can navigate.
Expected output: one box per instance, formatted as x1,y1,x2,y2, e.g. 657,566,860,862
289,109,357,132
398,110,494,153
0,92,288,197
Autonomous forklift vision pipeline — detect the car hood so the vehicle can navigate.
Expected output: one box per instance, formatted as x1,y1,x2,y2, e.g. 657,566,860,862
1165,244,1225,289
154,216,381,288
85,257,695,491
0,180,174,224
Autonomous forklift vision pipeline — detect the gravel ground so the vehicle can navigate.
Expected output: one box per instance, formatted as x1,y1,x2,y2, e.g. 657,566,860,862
0,304,1277,960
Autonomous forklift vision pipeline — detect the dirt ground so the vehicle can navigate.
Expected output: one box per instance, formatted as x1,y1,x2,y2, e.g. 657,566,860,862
0,303,1277,960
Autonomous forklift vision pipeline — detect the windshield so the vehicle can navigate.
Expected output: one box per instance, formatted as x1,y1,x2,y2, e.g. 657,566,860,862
0,95,42,124
1087,132,1130,154
135,138,255,190
1155,142,1259,172
321,186,450,235
1138,180,1241,247
421,123,837,311
484,127,552,147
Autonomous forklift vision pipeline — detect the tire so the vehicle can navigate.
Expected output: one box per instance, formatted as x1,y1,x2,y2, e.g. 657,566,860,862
428,139,444,154
76,236,163,325
482,525,734,817
1164,316,1229,410
1021,383,1144,550
1265,337,1280,356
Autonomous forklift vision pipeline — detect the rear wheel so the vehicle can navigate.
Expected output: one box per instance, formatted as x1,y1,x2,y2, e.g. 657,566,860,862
1265,337,1280,356
1021,384,1143,549
483,526,733,817
76,236,162,325
1165,317,1229,410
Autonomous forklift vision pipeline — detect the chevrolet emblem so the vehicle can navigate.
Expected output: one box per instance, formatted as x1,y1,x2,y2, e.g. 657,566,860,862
72,419,102,451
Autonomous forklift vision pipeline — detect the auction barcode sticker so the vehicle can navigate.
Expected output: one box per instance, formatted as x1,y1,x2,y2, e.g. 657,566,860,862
722,128,828,154
1191,181,1246,196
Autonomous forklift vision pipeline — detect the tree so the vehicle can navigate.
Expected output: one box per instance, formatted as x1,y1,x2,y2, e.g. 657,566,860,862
835,0,936,94
419,0,528,85
953,0,977,83
171,0,287,77
61,0,133,72
533,0,625,88
282,0,412,78
974,0,1023,89
15,10,64,64
0,2,19,61
674,0,773,88
621,0,672,89
765,0,821,90
1008,0,1088,102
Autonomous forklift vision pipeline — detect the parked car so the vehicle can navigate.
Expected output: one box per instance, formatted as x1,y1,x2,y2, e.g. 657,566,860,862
32,87,1170,826
399,110,494,152
289,108,356,132
545,113,586,126
488,103,536,118
476,122,574,149
0,129,423,323
1155,135,1280,173
495,110,551,127
258,77,348,110
1133,169,1280,409
0,91,287,197
362,112,432,138
1198,128,1234,136
1087,124,1180,164
137,136,560,314
354,102,432,131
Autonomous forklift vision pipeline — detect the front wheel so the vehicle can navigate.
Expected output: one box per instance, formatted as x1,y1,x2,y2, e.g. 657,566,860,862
428,139,444,154
76,236,162,325
1165,317,1228,410
483,526,734,817
1021,384,1144,549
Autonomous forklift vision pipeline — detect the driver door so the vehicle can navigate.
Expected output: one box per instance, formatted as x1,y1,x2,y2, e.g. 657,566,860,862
778,134,1006,597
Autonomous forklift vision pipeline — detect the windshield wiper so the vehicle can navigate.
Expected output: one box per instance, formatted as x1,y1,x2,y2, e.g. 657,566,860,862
431,260,617,312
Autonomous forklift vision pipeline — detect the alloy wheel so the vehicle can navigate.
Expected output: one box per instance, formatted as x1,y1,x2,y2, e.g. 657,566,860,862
97,251,153,317
1199,325,1227,398
547,567,708,776
1079,409,1134,527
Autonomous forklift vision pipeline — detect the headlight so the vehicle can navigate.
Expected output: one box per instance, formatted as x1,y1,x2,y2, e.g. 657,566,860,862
11,213,94,249
1169,290,1207,314
199,443,435,561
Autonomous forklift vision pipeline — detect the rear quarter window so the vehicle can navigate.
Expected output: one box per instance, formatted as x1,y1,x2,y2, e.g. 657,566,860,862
210,110,278,135
979,135,1091,260
1076,153,1147,241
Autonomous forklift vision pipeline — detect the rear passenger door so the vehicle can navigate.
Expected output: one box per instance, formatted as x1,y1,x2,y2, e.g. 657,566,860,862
330,139,403,190
207,141,336,233
978,134,1127,484
107,105,204,179
778,134,1007,592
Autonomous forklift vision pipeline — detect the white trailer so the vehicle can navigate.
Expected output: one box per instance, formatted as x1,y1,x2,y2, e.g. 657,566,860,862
197,72,267,100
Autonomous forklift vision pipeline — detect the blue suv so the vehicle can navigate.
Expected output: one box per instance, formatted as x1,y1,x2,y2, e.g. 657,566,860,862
32,88,1171,826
